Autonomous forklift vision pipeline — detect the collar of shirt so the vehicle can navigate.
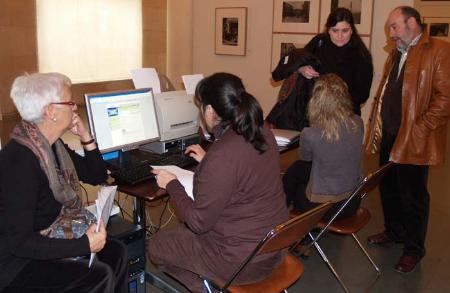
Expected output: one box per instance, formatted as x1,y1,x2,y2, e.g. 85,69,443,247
396,33,422,78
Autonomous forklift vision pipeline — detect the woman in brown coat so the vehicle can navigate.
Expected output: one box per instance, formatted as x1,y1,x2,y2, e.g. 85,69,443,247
148,72,288,293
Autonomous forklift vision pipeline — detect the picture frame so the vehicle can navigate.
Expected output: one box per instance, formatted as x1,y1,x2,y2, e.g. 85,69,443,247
271,34,314,70
273,0,320,33
271,34,371,71
423,17,450,42
319,0,374,35
215,7,247,56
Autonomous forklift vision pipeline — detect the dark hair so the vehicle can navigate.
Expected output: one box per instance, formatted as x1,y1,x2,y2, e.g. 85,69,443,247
398,6,424,31
325,7,372,60
194,72,268,153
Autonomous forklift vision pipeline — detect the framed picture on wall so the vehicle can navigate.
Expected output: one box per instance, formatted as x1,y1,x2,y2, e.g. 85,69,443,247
215,7,247,56
423,17,450,42
271,33,314,70
319,0,374,35
273,0,320,33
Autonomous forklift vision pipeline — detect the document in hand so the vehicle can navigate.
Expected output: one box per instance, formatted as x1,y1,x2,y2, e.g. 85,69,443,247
152,165,194,200
271,128,301,147
88,185,118,267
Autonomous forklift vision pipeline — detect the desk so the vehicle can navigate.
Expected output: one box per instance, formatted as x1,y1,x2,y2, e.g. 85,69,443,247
115,142,299,293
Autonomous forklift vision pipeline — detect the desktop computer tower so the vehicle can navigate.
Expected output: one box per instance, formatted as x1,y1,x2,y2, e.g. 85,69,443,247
107,216,146,293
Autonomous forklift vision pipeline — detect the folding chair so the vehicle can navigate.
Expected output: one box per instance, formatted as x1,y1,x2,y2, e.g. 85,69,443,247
201,202,332,293
307,162,393,293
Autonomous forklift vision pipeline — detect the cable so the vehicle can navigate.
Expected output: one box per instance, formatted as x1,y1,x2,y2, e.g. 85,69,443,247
80,184,89,205
153,197,169,234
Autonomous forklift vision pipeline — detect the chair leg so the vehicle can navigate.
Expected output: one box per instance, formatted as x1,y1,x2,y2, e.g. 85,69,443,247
351,233,381,275
202,279,214,293
309,233,351,293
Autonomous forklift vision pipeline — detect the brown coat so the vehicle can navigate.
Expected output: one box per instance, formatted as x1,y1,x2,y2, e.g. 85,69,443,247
148,125,288,292
364,33,450,165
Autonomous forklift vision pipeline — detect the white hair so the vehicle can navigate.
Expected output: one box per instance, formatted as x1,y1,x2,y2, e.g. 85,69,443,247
10,72,72,123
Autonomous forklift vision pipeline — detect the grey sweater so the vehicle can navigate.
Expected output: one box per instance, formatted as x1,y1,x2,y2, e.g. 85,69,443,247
300,115,364,202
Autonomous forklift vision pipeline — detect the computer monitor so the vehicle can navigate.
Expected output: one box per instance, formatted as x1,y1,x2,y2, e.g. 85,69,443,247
84,88,160,155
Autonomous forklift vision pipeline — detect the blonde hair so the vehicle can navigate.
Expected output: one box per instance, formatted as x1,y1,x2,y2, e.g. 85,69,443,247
307,73,358,142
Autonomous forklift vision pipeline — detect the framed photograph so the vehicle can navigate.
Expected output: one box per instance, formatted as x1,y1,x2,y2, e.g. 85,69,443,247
271,33,371,70
273,0,320,33
215,7,247,56
319,0,374,35
423,17,450,42
271,34,314,70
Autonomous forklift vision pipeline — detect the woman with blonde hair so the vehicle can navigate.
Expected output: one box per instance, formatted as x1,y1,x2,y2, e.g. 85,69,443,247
283,73,364,219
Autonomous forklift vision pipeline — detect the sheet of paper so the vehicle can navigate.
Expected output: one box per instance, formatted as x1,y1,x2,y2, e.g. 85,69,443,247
152,165,194,200
182,74,204,95
130,68,161,93
89,185,117,267
271,129,301,146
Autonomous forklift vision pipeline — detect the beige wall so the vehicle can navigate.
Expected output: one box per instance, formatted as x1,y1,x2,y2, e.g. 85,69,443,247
0,0,167,118
190,1,418,120
192,0,276,114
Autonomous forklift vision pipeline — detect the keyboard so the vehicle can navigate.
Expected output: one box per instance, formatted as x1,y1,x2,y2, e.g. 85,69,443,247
110,161,155,185
110,152,196,185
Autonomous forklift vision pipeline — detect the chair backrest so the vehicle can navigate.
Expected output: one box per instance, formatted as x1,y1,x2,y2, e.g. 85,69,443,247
357,161,393,199
311,162,393,244
219,202,332,291
259,202,332,254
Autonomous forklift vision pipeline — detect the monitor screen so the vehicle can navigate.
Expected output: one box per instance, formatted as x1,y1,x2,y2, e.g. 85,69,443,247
84,88,160,154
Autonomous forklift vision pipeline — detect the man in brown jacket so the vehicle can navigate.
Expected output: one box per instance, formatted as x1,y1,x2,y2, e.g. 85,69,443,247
364,6,450,273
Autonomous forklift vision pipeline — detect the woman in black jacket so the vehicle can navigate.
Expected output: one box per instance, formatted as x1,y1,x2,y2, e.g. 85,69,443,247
269,8,373,129
0,72,128,292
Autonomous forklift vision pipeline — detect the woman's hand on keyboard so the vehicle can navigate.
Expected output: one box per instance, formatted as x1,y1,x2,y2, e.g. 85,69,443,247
185,144,205,162
152,169,177,189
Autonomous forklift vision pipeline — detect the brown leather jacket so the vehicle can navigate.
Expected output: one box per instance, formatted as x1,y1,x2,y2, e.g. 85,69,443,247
364,33,450,165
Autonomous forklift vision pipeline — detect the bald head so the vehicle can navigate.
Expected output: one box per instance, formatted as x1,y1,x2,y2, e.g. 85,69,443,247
386,6,423,50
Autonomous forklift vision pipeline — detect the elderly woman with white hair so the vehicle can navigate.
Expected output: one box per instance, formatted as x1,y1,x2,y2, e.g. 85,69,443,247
0,72,128,292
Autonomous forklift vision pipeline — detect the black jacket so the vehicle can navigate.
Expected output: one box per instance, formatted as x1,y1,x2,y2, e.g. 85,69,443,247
268,34,373,130
0,139,107,290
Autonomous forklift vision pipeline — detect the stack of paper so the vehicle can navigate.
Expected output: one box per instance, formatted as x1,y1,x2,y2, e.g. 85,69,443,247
271,129,301,147
89,185,117,267
182,74,204,95
151,165,194,200
130,68,161,93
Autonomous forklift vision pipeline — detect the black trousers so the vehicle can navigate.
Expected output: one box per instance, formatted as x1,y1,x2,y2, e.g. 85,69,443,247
283,160,360,222
379,130,429,258
3,238,128,293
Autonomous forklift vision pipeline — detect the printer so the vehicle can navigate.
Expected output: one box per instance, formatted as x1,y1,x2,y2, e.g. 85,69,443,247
140,90,200,154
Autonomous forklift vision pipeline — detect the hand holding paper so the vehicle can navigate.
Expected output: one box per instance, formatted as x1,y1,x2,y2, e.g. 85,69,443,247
88,185,117,267
152,165,194,200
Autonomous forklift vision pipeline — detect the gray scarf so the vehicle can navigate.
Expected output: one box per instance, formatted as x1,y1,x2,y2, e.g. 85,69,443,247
11,121,94,239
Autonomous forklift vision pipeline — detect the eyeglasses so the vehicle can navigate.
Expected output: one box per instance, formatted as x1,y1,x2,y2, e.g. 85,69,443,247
50,101,77,107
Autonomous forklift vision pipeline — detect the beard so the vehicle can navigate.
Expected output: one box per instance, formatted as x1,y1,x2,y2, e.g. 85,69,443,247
393,24,414,51
393,37,408,51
